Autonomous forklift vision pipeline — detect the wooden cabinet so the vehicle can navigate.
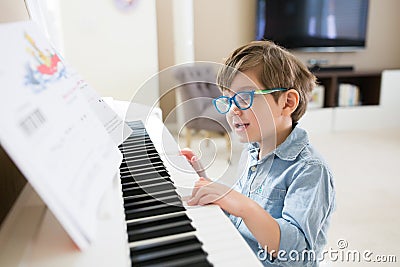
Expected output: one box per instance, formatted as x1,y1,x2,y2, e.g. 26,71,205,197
301,69,400,133
312,71,382,108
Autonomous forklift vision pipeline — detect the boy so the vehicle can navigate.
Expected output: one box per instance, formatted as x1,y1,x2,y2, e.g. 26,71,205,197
183,41,335,266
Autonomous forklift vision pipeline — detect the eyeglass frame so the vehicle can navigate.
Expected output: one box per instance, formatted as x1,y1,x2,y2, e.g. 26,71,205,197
212,88,288,114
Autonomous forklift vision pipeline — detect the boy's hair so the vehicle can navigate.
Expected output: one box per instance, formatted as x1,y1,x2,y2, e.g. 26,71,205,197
217,40,317,123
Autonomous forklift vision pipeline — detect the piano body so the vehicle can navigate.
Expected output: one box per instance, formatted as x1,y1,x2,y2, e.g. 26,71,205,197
0,100,261,266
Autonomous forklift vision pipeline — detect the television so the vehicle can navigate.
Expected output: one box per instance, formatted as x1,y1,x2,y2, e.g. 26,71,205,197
256,0,370,52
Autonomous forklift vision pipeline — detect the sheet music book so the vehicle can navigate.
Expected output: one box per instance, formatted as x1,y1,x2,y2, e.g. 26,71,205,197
0,21,122,250
63,68,133,145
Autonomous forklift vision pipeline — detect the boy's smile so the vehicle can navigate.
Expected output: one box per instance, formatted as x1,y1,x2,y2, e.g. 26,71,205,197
233,122,250,131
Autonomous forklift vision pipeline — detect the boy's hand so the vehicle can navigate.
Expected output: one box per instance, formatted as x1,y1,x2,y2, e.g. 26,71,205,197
180,148,207,178
187,177,248,218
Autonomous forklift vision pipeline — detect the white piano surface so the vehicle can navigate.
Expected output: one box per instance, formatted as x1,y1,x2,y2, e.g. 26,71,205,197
0,100,261,266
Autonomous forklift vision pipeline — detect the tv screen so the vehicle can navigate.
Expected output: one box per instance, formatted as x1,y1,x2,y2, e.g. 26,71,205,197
256,0,370,52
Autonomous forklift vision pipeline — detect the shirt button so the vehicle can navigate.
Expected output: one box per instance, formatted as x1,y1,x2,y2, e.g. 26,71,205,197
251,166,257,172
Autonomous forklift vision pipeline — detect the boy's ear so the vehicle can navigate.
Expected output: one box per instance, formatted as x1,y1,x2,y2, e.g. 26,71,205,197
281,89,299,116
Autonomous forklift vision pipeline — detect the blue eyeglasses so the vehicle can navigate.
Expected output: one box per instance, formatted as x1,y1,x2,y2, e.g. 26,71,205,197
212,88,288,114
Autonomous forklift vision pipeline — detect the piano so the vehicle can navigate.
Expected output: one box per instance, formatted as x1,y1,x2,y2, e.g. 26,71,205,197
0,101,262,266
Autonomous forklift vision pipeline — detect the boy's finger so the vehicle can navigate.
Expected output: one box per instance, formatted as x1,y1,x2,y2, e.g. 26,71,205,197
180,148,195,161
180,148,194,155
191,179,208,199
199,176,211,182
190,156,208,178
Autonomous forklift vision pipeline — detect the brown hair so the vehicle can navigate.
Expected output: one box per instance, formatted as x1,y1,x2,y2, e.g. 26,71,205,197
217,40,316,123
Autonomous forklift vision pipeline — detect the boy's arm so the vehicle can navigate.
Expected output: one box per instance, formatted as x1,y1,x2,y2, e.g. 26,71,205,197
188,162,335,258
187,178,281,254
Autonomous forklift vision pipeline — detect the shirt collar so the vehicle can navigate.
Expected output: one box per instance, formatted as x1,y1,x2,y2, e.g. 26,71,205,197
248,126,309,162
275,126,309,161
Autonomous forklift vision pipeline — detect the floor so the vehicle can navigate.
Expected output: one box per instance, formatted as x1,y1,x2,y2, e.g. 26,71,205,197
173,127,400,266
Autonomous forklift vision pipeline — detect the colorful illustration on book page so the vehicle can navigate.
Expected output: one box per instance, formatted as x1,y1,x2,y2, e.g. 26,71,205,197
24,32,67,93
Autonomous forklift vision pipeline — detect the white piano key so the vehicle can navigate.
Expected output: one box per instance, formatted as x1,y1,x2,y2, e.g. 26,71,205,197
160,154,199,198
186,205,262,266
158,147,262,266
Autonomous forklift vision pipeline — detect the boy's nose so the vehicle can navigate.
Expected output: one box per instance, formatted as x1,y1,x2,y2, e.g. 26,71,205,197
230,104,242,115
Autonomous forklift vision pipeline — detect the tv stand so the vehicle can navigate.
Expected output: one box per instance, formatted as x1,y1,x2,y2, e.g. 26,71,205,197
300,70,389,133
312,70,381,107
309,65,354,73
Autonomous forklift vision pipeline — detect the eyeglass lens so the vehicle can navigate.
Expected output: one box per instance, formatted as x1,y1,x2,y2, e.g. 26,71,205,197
234,92,252,108
214,92,253,113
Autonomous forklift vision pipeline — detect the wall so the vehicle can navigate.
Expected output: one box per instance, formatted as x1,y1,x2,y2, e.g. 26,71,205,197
0,0,29,23
193,0,257,62
59,0,159,105
157,0,400,123
157,0,257,122
156,0,176,121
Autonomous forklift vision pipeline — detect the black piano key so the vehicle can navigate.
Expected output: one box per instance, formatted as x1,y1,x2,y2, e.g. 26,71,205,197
127,212,192,230
128,170,170,181
127,213,194,242
120,140,155,150
120,148,156,155
131,235,202,258
121,142,154,151
122,180,171,190
121,138,154,150
122,149,158,159
120,164,166,176
122,153,162,163
124,194,179,209
122,136,152,143
125,167,169,177
128,219,194,242
125,199,183,218
125,150,160,159
122,178,172,189
120,165,167,176
142,255,212,267
120,163,166,176
121,155,162,165
131,235,209,264
120,120,212,267
123,157,164,167
132,243,204,263
133,253,212,267
132,241,212,267
125,202,185,221
121,175,172,186
120,142,154,151
122,182,176,197
121,175,168,185
121,169,170,182
123,190,178,205
123,188,177,202
124,154,161,162
124,157,163,168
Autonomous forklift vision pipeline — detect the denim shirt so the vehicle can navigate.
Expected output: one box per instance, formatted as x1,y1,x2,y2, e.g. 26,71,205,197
230,126,335,266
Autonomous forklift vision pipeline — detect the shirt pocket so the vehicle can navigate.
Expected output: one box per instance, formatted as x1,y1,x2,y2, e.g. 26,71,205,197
250,187,286,218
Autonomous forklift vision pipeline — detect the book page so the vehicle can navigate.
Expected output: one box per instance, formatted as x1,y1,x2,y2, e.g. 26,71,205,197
0,21,122,250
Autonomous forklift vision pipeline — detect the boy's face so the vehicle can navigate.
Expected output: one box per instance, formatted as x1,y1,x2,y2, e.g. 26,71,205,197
225,69,282,144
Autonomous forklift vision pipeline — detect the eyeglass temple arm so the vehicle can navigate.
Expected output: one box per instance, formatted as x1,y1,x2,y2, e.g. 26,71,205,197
254,88,288,94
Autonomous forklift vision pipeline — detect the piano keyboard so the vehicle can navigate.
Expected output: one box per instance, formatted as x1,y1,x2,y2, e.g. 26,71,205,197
119,120,212,267
0,117,262,267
